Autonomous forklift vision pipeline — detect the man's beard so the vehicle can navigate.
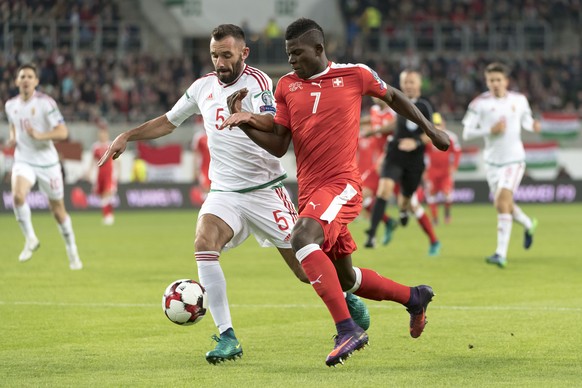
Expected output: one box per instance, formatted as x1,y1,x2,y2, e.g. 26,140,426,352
217,57,243,84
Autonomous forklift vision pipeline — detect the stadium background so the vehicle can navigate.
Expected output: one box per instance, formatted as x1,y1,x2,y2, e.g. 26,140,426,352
1,0,581,212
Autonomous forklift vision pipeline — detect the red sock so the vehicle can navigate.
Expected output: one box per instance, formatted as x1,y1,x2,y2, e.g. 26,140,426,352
301,250,350,323
417,213,438,244
355,268,411,304
382,214,391,224
429,203,438,221
103,204,113,217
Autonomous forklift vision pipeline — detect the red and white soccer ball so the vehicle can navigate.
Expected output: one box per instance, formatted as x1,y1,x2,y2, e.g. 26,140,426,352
162,279,208,325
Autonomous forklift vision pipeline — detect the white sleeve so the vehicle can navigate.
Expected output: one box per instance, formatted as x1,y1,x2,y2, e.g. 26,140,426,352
45,97,65,128
520,95,535,132
462,100,489,141
166,82,201,127
245,76,276,116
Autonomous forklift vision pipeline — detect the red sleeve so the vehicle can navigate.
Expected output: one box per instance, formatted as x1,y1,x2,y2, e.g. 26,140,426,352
274,79,291,128
359,65,388,99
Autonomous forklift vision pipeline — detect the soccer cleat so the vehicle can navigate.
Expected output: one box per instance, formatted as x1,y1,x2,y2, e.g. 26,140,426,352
345,293,370,331
428,241,441,257
382,218,398,246
407,285,434,338
363,230,376,249
206,328,243,364
325,324,368,367
67,247,83,270
485,253,507,268
19,237,40,262
399,211,409,227
524,218,538,249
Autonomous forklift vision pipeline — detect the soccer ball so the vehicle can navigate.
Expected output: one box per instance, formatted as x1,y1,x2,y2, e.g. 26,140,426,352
162,279,208,325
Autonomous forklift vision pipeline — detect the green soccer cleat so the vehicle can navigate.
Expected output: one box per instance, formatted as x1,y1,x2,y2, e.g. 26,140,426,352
345,293,370,331
428,241,441,257
382,218,398,246
485,253,507,268
205,328,243,365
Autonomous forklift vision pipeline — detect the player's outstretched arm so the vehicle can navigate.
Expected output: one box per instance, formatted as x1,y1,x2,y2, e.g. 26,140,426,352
25,122,68,141
98,114,176,166
382,87,450,151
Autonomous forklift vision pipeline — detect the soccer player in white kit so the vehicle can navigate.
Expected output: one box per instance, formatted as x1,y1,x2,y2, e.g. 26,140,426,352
5,64,83,270
97,24,369,364
462,62,541,268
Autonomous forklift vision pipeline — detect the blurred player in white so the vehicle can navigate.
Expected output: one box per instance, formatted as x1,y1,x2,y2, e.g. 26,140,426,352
5,63,83,270
462,62,540,268
87,121,117,225
97,24,368,364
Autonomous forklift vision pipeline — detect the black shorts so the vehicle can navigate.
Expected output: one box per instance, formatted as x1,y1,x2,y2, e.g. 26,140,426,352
381,155,425,198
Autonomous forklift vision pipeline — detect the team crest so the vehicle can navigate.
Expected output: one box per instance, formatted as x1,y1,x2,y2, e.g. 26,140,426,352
31,107,35,116
332,77,344,87
288,81,303,92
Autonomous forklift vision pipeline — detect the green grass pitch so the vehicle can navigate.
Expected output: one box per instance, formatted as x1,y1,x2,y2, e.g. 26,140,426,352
1,204,581,387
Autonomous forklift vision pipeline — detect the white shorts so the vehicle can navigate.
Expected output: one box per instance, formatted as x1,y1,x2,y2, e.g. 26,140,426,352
12,161,64,200
199,184,298,251
485,162,526,195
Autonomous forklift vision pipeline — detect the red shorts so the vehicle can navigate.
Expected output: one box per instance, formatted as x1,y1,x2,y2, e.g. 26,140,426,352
95,172,116,195
360,168,379,193
299,182,362,259
426,175,453,195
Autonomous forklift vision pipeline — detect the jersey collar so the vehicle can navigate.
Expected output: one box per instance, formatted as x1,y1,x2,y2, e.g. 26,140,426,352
218,64,247,88
307,61,332,80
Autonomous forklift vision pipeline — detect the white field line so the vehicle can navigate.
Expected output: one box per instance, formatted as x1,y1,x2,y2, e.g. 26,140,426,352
0,300,580,312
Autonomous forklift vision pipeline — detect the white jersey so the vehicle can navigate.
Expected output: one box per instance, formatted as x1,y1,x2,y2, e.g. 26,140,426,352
5,91,64,167
166,64,286,192
462,91,535,166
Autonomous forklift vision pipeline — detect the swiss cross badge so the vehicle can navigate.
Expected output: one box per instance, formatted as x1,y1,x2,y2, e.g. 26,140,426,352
332,77,344,87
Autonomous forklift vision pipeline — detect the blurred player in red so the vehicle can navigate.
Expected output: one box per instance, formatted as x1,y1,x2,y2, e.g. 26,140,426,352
190,129,211,205
358,98,398,245
89,122,117,225
425,113,461,225
221,18,449,366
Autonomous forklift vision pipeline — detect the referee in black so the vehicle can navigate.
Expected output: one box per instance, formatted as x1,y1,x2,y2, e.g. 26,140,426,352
365,70,435,249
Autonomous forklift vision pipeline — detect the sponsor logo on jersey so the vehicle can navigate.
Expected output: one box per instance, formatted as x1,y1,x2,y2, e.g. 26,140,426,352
31,108,36,116
332,77,344,87
289,81,303,92
311,80,322,88
260,105,276,113
370,69,387,90
207,93,214,100
260,91,274,105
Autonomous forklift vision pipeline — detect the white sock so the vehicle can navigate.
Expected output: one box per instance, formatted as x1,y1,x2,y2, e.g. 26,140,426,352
196,251,232,334
13,203,37,240
58,216,78,252
496,214,513,258
512,205,532,230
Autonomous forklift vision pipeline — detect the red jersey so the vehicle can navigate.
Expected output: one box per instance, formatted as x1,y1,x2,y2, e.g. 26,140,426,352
275,62,387,206
93,141,113,178
425,129,461,177
192,131,211,189
357,105,393,173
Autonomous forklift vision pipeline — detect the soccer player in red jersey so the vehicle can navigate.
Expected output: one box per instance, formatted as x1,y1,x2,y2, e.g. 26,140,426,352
425,113,462,225
220,18,449,366
191,130,211,192
89,123,117,225
358,98,398,245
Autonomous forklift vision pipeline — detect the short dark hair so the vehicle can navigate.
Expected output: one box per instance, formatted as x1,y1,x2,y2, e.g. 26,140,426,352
485,62,510,77
17,63,37,76
285,18,324,42
211,24,245,42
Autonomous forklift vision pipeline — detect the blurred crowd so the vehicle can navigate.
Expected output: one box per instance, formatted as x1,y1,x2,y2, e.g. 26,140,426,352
1,0,581,123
